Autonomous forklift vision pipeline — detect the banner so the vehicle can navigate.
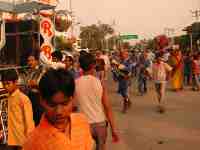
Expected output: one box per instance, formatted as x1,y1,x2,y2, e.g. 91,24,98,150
40,43,54,60
40,16,55,59
40,17,54,40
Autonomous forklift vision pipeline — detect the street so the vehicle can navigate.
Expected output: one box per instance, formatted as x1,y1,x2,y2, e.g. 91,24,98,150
107,77,200,150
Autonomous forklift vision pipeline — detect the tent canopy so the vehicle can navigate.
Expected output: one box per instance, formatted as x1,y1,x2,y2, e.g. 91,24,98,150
0,1,56,13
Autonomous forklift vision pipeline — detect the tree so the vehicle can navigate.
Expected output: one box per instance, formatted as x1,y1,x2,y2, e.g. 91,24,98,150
146,39,156,50
107,35,121,50
183,22,200,51
79,23,114,50
174,35,190,51
55,36,73,51
192,22,200,41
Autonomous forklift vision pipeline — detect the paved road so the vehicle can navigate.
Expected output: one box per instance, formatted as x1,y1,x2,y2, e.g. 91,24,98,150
106,77,200,150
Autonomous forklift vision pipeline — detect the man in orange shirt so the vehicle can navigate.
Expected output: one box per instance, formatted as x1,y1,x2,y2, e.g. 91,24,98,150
23,69,93,150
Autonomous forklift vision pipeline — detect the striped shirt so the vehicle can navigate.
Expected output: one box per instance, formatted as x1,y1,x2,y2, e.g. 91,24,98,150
192,60,200,75
23,113,93,150
0,87,8,102
0,87,8,144
151,62,172,83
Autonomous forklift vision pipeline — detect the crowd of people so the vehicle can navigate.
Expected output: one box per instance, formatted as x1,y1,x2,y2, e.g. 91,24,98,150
110,46,200,113
0,49,119,150
0,45,200,150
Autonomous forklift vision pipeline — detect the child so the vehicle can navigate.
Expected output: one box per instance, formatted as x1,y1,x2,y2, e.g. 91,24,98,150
23,69,93,150
150,53,172,113
1,69,34,147
117,50,132,113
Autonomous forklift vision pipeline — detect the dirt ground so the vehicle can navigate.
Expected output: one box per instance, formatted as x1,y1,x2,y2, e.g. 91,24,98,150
107,78,200,150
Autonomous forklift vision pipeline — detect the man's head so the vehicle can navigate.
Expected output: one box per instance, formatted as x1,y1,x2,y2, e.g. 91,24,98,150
1,69,18,94
120,50,129,60
27,53,39,69
96,51,102,59
51,51,63,62
79,52,96,72
155,53,163,64
39,69,75,130
64,56,74,69
143,52,148,59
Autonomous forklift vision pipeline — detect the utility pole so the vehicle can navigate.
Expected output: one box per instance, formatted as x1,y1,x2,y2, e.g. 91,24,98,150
164,27,175,45
111,19,117,50
190,32,193,52
191,9,200,22
190,9,200,52
164,28,175,37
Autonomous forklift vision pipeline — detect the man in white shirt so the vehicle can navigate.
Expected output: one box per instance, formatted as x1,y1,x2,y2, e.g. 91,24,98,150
75,52,119,150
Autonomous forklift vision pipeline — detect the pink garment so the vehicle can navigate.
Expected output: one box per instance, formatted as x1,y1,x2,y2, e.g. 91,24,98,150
152,62,172,83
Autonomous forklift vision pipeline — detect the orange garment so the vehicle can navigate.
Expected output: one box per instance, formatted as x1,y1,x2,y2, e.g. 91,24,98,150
170,51,184,90
8,89,35,146
23,113,93,150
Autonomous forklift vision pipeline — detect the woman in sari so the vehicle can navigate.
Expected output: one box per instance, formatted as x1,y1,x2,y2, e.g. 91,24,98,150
169,49,184,91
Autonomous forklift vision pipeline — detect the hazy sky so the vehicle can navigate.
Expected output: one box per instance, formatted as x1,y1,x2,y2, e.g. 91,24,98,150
58,0,200,39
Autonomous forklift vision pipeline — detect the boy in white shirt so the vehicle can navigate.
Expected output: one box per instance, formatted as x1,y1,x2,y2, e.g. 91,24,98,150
75,52,119,150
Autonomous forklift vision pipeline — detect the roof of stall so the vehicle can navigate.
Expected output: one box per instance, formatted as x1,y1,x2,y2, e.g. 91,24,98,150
0,1,56,13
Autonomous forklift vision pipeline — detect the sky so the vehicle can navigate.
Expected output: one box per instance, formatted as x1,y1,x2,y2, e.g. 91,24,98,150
57,0,200,39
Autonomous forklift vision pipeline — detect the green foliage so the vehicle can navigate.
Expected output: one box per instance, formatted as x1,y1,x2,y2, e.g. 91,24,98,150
55,36,73,51
146,39,156,50
79,23,114,50
107,36,121,50
174,35,190,50
191,22,200,42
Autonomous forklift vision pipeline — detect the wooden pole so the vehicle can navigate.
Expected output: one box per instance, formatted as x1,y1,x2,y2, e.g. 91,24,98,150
13,13,20,65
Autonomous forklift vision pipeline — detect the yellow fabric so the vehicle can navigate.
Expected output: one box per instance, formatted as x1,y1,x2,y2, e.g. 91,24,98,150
23,113,93,150
8,89,35,146
170,52,183,90
171,68,183,90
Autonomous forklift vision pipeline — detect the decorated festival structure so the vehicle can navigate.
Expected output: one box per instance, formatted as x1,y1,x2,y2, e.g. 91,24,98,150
0,0,73,65
0,0,73,144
